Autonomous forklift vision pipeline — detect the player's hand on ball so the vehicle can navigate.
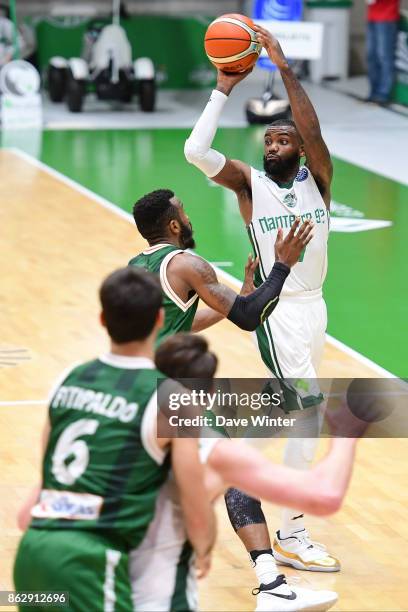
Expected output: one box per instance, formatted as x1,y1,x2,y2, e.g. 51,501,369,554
240,254,259,296
252,24,286,68
274,218,314,268
195,552,212,579
216,67,254,96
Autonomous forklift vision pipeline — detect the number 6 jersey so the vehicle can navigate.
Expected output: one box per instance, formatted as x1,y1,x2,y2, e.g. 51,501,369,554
30,354,170,550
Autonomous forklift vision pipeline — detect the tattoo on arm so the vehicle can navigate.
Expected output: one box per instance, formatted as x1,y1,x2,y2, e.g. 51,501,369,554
280,67,332,205
188,256,237,315
281,68,321,133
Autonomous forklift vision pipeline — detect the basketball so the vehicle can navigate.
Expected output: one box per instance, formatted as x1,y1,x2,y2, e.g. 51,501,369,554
204,14,262,73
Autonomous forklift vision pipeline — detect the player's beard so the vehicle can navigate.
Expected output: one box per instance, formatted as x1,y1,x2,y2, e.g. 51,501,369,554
180,222,196,249
263,151,300,181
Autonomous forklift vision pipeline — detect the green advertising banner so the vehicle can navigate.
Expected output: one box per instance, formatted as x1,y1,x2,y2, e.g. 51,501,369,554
305,1,353,7
393,11,408,106
33,15,217,89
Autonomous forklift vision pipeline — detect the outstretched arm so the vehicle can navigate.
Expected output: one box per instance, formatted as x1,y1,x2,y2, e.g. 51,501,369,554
172,218,313,331
191,254,259,332
209,437,357,516
177,252,285,331
191,308,225,332
254,25,332,208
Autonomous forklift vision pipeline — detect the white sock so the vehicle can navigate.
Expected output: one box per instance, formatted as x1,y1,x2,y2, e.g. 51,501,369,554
280,508,306,539
252,553,279,585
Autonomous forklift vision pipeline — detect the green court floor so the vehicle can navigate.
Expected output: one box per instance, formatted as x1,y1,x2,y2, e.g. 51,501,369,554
34,128,408,377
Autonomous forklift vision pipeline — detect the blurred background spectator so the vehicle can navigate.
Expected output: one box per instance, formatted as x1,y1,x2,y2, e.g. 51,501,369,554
366,0,400,104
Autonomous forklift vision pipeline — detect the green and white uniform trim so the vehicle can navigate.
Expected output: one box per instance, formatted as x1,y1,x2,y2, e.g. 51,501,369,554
130,438,219,612
14,528,134,612
129,243,199,346
249,166,329,294
14,354,172,611
30,354,170,549
249,166,328,410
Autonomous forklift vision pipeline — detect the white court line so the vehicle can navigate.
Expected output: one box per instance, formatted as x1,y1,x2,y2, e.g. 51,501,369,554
6,147,397,379
325,334,396,379
209,261,233,267
7,147,135,225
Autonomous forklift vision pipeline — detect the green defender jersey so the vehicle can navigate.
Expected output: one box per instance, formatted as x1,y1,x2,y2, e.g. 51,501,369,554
30,354,170,550
129,243,199,345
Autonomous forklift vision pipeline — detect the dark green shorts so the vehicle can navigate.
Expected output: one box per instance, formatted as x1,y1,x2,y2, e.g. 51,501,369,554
14,528,132,612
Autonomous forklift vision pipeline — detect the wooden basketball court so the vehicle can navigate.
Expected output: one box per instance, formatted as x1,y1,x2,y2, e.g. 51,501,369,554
1,150,407,611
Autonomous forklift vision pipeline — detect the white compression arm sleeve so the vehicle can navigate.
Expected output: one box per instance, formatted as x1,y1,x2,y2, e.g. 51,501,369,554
184,89,227,177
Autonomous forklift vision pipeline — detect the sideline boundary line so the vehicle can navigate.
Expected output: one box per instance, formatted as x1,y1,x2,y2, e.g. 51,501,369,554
6,147,396,379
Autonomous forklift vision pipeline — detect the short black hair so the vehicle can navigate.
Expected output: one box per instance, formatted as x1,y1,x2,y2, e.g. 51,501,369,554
133,189,178,242
100,267,162,343
155,333,218,381
266,119,298,131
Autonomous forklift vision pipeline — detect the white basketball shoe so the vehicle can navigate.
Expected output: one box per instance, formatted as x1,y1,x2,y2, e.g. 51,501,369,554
273,529,340,572
254,574,338,612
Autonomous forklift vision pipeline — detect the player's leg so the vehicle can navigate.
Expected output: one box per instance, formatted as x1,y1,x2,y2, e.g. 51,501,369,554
130,482,198,611
223,298,334,609
14,528,132,612
279,297,325,542
131,541,197,612
263,298,339,572
366,21,380,100
375,20,398,103
224,490,337,611
224,488,278,584
273,299,338,571
253,302,321,538
223,467,338,610
274,410,340,573
310,296,327,374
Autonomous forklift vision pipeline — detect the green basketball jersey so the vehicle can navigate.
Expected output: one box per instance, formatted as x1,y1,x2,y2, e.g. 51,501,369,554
31,354,170,550
129,243,199,346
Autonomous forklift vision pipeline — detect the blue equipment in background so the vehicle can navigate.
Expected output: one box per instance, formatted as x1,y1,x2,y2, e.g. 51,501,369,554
253,0,302,71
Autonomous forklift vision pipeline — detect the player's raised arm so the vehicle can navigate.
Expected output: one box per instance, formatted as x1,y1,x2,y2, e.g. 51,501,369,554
171,219,313,331
184,69,252,200
254,25,333,208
